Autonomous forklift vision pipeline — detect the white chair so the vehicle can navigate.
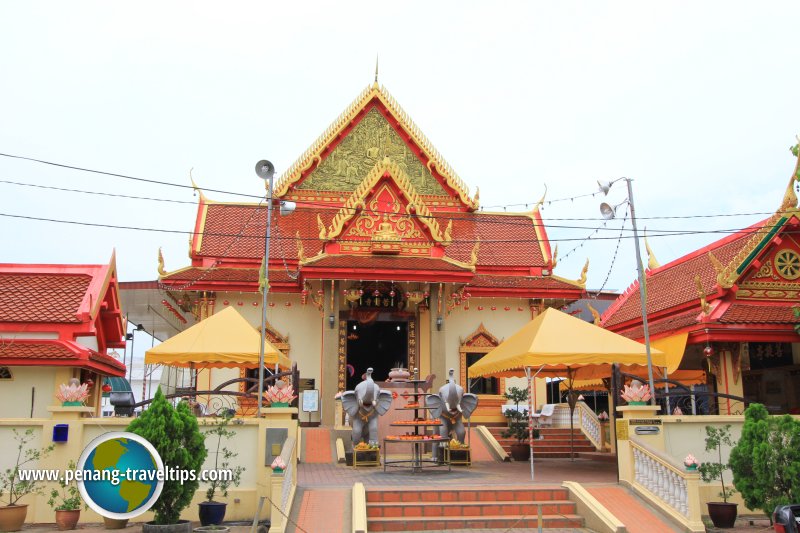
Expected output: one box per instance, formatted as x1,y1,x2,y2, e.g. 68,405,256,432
537,404,556,427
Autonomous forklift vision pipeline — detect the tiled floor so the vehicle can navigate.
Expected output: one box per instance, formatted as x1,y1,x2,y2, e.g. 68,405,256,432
302,428,333,464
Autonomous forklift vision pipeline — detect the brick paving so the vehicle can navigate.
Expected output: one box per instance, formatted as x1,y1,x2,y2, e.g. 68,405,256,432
292,488,348,533
587,486,680,533
302,428,333,464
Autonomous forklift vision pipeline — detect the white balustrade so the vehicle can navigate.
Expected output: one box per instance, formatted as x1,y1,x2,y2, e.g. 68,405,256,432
577,403,602,450
631,441,689,518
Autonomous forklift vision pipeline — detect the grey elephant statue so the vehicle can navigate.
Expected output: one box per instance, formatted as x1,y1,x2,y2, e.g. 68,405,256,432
340,368,393,446
425,368,479,447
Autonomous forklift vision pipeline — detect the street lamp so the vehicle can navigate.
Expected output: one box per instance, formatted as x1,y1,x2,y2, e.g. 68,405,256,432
598,177,656,406
255,160,296,417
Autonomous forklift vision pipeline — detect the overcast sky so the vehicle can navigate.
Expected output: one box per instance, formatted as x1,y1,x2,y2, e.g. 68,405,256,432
1,1,799,295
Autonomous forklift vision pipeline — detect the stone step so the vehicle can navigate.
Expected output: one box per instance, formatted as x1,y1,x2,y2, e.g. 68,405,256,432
366,487,569,503
366,487,583,531
368,514,584,531
367,500,577,518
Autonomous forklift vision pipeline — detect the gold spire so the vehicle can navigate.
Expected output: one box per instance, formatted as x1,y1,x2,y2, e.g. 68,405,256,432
157,247,167,277
644,233,660,270
587,302,601,325
695,274,711,315
577,258,589,287
551,244,559,269
780,137,800,212
374,55,379,87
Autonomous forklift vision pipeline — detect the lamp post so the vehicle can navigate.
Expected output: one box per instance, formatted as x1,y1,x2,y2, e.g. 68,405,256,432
255,160,296,417
598,178,656,406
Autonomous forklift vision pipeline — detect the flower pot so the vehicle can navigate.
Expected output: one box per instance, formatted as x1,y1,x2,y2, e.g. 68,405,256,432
0,504,28,532
272,468,284,474
707,502,738,528
142,520,193,533
103,516,129,529
194,527,230,533
509,443,530,462
685,464,697,471
55,509,81,530
270,402,289,408
628,401,647,406
198,501,227,526
62,401,83,407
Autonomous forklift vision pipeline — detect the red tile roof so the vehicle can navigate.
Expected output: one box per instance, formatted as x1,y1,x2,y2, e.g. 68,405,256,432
161,267,295,283
0,273,91,323
194,204,549,269
0,340,126,376
602,221,763,329
717,303,799,324
616,309,701,340
469,274,583,292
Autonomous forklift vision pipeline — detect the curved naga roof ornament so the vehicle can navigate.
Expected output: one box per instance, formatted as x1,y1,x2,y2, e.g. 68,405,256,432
576,258,590,288
273,84,478,210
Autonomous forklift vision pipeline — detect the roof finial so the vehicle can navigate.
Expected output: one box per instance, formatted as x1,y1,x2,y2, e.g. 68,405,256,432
533,184,547,212
373,55,379,88
781,136,800,212
644,229,660,270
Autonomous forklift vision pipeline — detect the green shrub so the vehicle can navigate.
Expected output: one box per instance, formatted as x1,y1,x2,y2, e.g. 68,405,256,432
127,388,207,524
729,403,800,516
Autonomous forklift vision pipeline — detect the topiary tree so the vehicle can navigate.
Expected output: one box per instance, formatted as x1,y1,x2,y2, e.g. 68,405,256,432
127,388,207,525
730,403,800,517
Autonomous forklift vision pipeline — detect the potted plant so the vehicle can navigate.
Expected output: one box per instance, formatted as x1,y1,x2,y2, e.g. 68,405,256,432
683,453,699,472
501,386,536,461
198,412,243,526
55,379,90,407
264,381,296,408
127,388,207,533
0,428,55,532
698,424,738,528
47,460,84,530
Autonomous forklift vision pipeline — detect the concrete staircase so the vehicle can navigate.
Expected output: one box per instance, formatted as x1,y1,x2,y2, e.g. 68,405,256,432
486,426,597,459
366,486,583,531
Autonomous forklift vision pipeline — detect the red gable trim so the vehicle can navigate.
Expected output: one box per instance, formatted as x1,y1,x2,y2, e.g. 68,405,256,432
0,339,126,377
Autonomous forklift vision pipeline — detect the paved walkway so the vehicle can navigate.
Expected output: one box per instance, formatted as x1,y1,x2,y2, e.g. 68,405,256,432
303,428,333,463
298,458,618,488
587,486,680,533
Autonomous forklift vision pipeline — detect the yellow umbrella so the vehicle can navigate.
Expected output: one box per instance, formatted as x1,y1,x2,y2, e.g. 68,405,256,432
145,306,291,369
559,370,706,392
468,307,665,380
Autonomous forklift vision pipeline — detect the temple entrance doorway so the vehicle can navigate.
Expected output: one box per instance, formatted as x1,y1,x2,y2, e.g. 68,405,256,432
346,319,408,391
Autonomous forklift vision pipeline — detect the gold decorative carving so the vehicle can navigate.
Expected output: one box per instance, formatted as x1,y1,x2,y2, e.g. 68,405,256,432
533,186,547,213
325,158,446,244
551,244,558,269
472,187,480,206
695,274,711,315
157,247,167,277
753,260,776,280
443,220,453,245
775,249,800,280
577,259,590,287
645,236,660,270
470,239,480,267
317,214,328,240
297,108,447,196
274,84,477,210
586,302,601,325
296,231,305,263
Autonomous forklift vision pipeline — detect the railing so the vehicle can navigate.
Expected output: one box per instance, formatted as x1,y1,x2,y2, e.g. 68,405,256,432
629,438,704,532
576,402,603,451
268,435,298,533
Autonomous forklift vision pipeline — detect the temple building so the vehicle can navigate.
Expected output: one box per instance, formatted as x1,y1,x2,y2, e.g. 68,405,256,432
600,151,800,415
154,82,588,425
0,254,127,418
